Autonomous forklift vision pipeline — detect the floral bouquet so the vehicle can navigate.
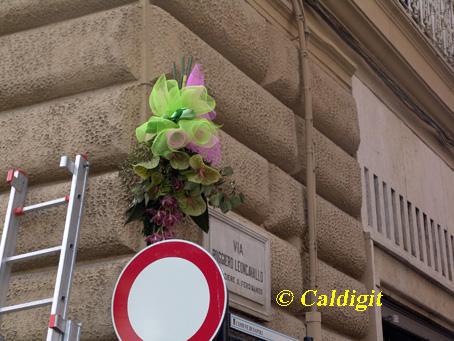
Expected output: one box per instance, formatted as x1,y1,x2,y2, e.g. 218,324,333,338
125,57,244,244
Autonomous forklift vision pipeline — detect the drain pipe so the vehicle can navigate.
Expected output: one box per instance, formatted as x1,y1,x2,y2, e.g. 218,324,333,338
291,0,321,339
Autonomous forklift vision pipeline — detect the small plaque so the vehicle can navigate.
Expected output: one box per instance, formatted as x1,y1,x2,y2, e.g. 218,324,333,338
230,314,298,341
205,209,271,320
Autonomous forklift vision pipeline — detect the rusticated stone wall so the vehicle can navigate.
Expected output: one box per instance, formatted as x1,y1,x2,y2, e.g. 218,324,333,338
0,1,367,340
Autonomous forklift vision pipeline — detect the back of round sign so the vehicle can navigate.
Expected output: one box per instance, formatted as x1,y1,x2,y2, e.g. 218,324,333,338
112,239,227,341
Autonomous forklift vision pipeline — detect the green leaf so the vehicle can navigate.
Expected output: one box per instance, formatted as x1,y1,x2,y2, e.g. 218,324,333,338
133,166,149,179
125,203,146,224
202,185,214,196
221,166,233,176
184,181,199,191
131,184,145,202
220,199,232,213
189,154,205,169
239,192,246,203
189,185,202,197
201,167,222,185
190,208,209,233
186,166,221,185
177,194,207,216
230,195,242,208
209,192,224,207
158,183,172,196
133,158,160,178
150,172,163,186
167,151,190,170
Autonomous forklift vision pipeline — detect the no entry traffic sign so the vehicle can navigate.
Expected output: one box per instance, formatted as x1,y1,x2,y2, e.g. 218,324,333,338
112,239,227,340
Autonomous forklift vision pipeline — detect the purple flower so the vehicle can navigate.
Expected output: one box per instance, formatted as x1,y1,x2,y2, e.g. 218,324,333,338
152,209,167,226
161,196,178,210
145,208,157,217
145,233,163,245
164,230,175,239
172,178,184,191
163,210,184,228
145,230,175,245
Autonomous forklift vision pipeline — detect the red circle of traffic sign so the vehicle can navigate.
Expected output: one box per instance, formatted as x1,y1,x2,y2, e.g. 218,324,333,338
112,239,227,340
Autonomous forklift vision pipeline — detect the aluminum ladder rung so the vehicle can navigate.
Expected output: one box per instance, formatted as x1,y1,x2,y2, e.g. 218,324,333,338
5,246,62,265
0,297,53,315
15,196,69,216
0,155,89,341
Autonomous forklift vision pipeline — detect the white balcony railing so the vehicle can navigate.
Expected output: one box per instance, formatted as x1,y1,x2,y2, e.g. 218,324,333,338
398,0,454,66
362,165,454,293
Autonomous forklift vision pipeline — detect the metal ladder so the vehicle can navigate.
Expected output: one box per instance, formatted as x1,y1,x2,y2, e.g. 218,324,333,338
0,155,89,341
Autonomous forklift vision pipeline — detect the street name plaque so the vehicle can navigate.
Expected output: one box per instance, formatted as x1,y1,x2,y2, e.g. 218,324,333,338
205,209,271,320
230,314,298,341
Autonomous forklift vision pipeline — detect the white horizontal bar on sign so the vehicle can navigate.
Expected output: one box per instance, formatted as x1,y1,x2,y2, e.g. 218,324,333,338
6,246,62,264
230,314,298,341
0,297,53,315
22,196,68,214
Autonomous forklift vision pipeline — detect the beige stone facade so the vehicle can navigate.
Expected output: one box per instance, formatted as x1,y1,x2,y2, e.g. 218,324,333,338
0,0,452,340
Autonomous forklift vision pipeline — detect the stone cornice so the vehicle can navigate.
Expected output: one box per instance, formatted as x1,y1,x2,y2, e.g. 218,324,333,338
246,0,357,89
313,0,454,166
376,0,454,91
247,0,454,166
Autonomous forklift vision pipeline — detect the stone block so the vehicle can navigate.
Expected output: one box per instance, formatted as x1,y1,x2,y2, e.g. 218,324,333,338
263,162,365,278
311,63,360,156
0,4,141,111
322,326,357,341
264,309,306,340
0,0,136,36
296,116,362,218
264,164,305,239
301,258,369,338
219,131,270,225
1,257,130,340
150,0,270,83
269,234,304,315
0,83,141,189
317,196,366,279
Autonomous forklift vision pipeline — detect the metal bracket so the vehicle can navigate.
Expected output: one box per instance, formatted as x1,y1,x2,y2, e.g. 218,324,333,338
59,156,75,174
6,170,27,192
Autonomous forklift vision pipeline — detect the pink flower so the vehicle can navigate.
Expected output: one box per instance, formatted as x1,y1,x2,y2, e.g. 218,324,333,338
166,129,189,150
186,140,221,166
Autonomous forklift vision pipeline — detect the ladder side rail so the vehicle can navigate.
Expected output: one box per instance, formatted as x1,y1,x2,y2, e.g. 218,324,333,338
47,155,89,341
0,171,28,313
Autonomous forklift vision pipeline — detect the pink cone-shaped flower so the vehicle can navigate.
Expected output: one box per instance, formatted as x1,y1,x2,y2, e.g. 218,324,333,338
166,129,189,150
